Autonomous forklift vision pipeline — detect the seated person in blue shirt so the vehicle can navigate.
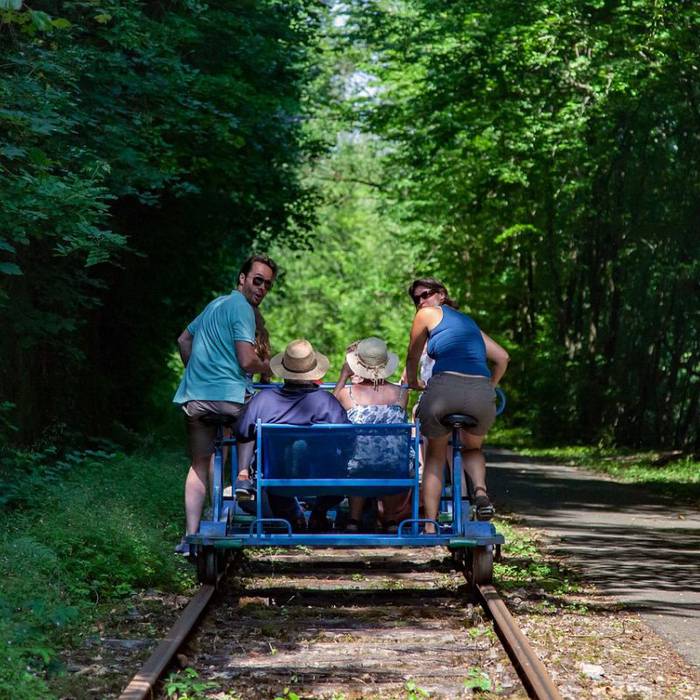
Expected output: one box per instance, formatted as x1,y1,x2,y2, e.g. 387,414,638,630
235,338,351,531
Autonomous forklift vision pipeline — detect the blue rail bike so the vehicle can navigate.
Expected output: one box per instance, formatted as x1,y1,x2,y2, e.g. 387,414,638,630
186,384,506,588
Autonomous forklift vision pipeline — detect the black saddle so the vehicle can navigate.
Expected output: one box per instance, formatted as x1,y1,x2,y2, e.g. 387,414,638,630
199,413,239,428
440,413,478,429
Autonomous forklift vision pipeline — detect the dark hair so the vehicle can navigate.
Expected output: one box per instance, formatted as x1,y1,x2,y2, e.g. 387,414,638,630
407,277,459,309
239,254,278,279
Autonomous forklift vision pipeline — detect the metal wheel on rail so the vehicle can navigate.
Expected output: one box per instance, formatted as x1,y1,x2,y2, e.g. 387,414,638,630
467,545,493,591
197,545,224,585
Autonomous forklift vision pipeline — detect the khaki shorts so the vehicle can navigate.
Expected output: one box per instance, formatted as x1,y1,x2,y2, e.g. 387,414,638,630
417,373,496,439
182,400,245,459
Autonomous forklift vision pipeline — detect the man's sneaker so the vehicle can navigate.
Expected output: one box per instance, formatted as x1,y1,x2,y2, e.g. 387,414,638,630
174,537,190,556
234,478,255,501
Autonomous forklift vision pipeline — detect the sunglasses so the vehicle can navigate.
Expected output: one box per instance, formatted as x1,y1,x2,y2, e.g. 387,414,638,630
251,275,273,291
413,289,438,305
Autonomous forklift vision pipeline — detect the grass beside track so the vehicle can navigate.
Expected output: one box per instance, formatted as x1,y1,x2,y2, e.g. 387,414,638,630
489,427,699,506
2,432,695,697
0,447,194,699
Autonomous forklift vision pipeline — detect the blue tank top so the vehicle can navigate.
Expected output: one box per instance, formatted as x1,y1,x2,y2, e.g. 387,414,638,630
427,306,491,378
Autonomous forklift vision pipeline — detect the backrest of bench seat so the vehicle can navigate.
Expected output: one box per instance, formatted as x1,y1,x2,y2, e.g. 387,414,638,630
257,422,416,497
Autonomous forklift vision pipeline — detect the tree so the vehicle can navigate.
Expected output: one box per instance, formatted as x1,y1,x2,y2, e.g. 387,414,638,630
0,0,322,440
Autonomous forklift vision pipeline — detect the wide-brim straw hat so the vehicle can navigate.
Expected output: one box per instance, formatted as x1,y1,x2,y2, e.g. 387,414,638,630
270,338,330,381
346,336,399,381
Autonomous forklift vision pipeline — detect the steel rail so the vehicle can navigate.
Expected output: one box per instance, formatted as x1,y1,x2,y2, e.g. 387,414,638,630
477,583,563,700
118,584,216,700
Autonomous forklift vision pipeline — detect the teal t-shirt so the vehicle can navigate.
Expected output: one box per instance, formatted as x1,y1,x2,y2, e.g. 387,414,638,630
173,291,256,405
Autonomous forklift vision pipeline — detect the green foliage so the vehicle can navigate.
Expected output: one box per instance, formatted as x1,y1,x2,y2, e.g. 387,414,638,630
404,679,430,699
464,668,492,692
273,688,301,700
165,668,218,700
494,520,580,595
1,0,322,441
338,0,700,449
0,447,191,697
264,135,423,375
0,445,115,509
516,446,700,505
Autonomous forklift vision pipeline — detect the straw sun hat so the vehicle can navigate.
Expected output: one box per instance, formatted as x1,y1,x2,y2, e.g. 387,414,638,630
270,338,330,381
346,337,399,382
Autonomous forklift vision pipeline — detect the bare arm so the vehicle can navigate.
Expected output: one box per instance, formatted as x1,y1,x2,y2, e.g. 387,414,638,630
396,384,409,411
481,331,510,387
177,329,193,366
235,340,271,376
405,308,439,389
332,361,353,406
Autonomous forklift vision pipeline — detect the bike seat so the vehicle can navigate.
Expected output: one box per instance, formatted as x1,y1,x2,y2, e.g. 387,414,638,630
199,413,239,428
440,413,478,429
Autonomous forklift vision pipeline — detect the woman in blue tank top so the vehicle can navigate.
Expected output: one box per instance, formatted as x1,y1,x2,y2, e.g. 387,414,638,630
404,278,510,532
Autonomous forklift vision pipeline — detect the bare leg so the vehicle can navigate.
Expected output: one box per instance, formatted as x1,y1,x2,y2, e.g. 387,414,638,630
185,454,210,535
421,433,450,533
237,440,255,480
349,497,364,522
458,430,486,493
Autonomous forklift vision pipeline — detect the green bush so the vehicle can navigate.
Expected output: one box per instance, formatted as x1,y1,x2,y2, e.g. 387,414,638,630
0,448,192,697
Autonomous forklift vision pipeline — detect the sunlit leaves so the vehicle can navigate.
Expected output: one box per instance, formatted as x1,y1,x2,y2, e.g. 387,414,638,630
340,0,700,447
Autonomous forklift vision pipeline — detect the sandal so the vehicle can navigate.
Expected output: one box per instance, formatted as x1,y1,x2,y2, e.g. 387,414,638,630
345,518,360,533
473,487,495,521
422,522,439,535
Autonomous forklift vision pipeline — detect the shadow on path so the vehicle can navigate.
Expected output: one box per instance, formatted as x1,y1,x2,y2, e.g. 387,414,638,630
486,451,700,667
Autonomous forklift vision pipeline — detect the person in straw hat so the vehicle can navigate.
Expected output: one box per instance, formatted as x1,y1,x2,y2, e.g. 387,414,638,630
235,338,350,531
333,337,412,533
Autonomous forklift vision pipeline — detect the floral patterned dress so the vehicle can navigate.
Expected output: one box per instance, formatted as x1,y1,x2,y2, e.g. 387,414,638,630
346,386,414,474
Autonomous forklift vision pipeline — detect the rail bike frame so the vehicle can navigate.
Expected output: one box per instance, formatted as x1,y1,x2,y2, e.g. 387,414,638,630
186,384,505,583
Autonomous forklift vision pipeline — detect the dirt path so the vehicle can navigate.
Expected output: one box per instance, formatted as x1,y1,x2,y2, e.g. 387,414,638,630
487,450,700,668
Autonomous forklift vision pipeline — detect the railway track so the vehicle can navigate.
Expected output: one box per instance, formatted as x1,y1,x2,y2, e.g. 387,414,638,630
119,549,562,700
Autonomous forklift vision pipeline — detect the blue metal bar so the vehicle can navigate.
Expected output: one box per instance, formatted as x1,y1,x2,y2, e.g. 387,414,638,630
230,434,238,493
248,518,292,536
451,426,463,536
253,382,411,391
412,421,421,536
256,419,263,537
398,518,440,536
258,478,415,488
239,533,453,547
259,421,413,431
212,427,223,522
495,387,507,416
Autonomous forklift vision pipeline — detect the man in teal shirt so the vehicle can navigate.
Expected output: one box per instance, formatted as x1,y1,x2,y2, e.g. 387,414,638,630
173,254,277,542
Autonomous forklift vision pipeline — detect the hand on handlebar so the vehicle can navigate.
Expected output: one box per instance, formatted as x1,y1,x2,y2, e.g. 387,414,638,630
407,379,426,391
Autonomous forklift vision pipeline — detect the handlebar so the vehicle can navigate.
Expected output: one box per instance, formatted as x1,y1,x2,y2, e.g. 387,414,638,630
253,382,507,415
